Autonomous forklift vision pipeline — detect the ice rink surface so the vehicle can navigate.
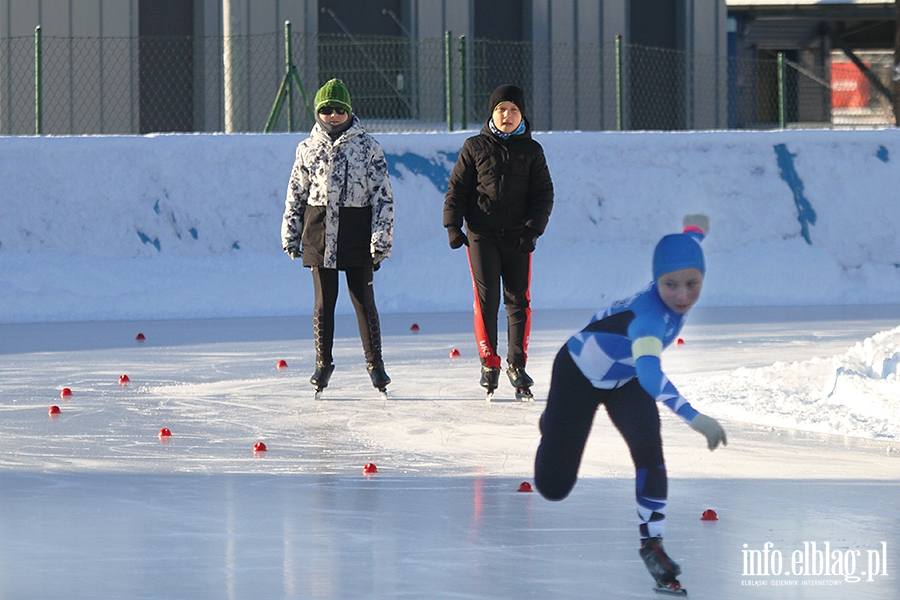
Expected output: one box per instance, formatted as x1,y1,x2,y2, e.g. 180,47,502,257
1,307,899,599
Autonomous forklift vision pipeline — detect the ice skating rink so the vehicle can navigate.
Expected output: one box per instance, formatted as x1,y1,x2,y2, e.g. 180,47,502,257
1,307,898,599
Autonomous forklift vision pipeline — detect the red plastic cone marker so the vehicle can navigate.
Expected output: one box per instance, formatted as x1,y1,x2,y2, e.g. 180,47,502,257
253,442,267,452
48,405,61,416
701,509,719,521
158,427,172,438
135,333,146,342
517,481,534,493
362,462,378,474
60,388,73,399
449,348,461,358
410,323,420,332
118,374,130,386
676,338,685,346
277,360,288,370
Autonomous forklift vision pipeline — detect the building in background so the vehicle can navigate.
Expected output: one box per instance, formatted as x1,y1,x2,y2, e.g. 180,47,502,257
0,0,728,134
727,0,897,127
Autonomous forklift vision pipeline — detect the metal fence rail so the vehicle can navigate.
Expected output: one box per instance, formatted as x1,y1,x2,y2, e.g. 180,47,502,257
1,28,894,136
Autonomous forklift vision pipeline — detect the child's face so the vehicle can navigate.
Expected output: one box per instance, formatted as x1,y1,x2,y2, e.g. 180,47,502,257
657,268,703,314
492,102,522,134
318,107,350,126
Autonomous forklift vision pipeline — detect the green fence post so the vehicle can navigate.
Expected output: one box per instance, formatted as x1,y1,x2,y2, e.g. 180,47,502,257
290,66,315,125
777,52,786,129
615,35,623,131
34,25,42,135
265,21,314,132
285,21,294,132
459,35,467,130
444,31,453,131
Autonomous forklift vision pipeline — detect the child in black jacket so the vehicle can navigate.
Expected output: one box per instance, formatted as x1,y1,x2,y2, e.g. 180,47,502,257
443,84,554,398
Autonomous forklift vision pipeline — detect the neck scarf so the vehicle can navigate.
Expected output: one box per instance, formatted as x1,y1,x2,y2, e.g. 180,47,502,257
318,113,355,140
488,118,526,140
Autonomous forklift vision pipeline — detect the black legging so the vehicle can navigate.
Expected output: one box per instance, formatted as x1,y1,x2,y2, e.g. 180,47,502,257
535,347,667,537
311,266,383,366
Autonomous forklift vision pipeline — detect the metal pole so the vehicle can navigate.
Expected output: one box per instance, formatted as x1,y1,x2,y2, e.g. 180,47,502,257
35,26,42,135
285,21,294,132
615,35,623,131
459,35,467,130
777,51,786,129
445,31,453,131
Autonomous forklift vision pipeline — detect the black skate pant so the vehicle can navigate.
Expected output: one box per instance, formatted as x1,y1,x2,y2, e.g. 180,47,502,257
311,266,383,367
466,230,532,370
534,347,668,539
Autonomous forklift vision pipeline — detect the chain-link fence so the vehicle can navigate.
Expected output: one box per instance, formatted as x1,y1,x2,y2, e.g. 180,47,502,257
1,30,895,136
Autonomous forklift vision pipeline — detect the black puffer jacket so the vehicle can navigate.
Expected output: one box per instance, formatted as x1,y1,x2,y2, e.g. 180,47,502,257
443,120,554,237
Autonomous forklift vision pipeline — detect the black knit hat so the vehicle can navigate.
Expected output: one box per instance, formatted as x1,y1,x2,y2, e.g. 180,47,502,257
488,84,526,116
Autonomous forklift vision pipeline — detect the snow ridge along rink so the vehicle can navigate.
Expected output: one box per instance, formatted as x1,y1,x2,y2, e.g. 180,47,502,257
1,307,898,599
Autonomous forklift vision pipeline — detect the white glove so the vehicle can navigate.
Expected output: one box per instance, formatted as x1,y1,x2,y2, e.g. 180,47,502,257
690,413,727,450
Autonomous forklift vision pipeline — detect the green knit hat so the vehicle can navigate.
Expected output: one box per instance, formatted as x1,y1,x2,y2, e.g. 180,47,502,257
315,78,352,113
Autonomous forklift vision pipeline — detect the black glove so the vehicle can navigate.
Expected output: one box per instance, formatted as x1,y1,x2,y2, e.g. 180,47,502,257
285,247,301,260
517,227,540,254
373,252,385,272
448,227,468,249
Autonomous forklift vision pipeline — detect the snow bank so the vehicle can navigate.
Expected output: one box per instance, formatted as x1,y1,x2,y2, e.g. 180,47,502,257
684,324,900,440
0,128,899,323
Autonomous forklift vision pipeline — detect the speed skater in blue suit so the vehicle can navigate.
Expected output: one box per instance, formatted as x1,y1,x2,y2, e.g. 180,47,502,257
534,214,727,592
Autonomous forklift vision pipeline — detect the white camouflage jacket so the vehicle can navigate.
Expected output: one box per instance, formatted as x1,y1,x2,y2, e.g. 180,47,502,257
282,116,393,269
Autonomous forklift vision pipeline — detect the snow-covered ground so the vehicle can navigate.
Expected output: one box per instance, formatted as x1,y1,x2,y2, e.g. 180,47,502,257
1,129,899,598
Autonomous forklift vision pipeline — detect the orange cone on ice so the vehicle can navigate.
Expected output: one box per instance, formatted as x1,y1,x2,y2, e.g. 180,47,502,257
362,463,378,474
60,388,73,399
701,509,719,521
277,360,288,370
118,374,130,386
158,428,172,438
253,442,267,452
517,482,534,493
48,405,61,416
449,348,461,358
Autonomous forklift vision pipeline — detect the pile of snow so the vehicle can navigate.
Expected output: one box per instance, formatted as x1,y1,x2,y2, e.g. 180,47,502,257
685,325,900,440
1,128,899,323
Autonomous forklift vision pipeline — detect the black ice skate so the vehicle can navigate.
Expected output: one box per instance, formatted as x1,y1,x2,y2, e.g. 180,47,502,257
640,537,687,596
506,365,534,402
367,362,391,400
480,366,500,401
311,363,335,400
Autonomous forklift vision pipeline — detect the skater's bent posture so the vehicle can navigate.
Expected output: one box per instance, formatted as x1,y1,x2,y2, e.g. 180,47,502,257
281,79,394,393
534,215,726,590
443,84,554,397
